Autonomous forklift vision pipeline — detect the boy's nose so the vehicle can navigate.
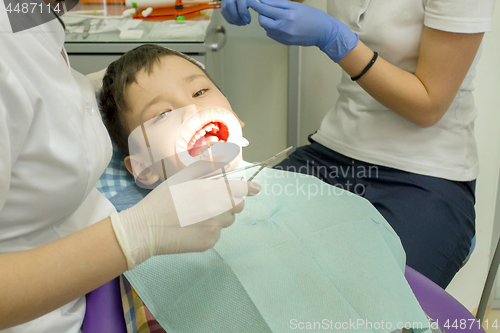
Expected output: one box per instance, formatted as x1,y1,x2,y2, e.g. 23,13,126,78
180,104,206,122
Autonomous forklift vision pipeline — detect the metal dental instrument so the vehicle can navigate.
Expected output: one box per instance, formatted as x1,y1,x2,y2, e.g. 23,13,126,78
203,146,293,181
82,19,91,39
95,18,104,32
248,145,293,181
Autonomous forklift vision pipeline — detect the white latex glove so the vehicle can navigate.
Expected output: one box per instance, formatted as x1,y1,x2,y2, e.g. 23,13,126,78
110,160,261,270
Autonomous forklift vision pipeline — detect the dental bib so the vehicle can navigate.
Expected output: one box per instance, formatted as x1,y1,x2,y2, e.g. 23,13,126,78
124,169,431,333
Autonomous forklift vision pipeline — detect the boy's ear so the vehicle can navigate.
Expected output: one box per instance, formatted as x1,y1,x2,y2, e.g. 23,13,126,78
124,156,161,185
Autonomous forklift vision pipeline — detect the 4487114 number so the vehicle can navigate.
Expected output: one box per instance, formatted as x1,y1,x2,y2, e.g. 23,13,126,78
6,2,62,14
442,318,498,330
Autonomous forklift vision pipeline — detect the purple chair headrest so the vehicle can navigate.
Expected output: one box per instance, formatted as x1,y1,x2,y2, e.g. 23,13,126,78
405,265,485,333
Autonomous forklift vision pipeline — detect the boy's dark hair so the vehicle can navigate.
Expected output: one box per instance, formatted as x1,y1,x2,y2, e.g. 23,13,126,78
99,44,217,156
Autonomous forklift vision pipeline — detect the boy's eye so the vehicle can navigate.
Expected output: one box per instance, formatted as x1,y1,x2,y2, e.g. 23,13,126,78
193,89,208,98
153,111,171,123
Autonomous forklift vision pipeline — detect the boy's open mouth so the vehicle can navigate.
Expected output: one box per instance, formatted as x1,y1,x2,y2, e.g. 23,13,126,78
175,106,243,167
187,121,229,157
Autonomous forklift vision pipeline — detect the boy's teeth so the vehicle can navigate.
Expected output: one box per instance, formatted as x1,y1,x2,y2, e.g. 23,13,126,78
206,136,219,144
187,122,226,152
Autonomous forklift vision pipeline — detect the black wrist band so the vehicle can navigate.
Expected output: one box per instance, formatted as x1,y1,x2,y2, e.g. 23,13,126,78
351,51,378,81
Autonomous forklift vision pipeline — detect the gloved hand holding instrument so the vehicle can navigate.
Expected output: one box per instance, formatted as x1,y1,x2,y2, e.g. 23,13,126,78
110,158,261,270
221,0,253,25
222,0,359,63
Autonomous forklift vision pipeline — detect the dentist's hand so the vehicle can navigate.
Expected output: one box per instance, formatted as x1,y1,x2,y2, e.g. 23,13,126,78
248,0,359,62
110,161,261,270
221,0,252,26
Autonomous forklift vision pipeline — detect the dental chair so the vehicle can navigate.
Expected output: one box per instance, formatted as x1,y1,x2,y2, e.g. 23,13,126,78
82,265,485,333
82,277,126,333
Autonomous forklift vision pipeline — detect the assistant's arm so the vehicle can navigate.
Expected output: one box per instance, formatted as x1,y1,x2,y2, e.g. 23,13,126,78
338,28,483,128
247,0,485,128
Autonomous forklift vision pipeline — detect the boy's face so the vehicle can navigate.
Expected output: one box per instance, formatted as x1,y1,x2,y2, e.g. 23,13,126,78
123,55,242,184
123,55,236,134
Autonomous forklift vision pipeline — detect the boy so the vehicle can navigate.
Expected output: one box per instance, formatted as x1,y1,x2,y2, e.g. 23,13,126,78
100,44,247,210
99,45,433,333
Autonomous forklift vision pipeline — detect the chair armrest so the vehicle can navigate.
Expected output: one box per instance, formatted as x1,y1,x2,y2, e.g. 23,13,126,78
405,265,485,333
82,277,127,333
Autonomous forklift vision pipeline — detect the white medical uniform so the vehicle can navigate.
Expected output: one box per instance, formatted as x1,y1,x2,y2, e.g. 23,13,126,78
311,0,495,181
0,8,115,333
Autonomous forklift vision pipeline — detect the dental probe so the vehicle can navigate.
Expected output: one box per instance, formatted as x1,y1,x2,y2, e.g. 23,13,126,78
203,164,259,179
248,146,293,181
207,142,215,171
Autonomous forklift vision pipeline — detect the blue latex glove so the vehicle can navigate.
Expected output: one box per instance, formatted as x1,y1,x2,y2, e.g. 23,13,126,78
248,0,359,63
221,0,252,26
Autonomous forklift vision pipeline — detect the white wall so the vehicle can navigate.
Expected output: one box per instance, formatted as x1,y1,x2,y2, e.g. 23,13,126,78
212,10,289,164
296,0,342,145
446,2,500,310
298,0,500,311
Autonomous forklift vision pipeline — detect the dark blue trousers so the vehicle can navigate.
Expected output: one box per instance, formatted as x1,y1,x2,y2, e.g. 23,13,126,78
274,140,476,288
